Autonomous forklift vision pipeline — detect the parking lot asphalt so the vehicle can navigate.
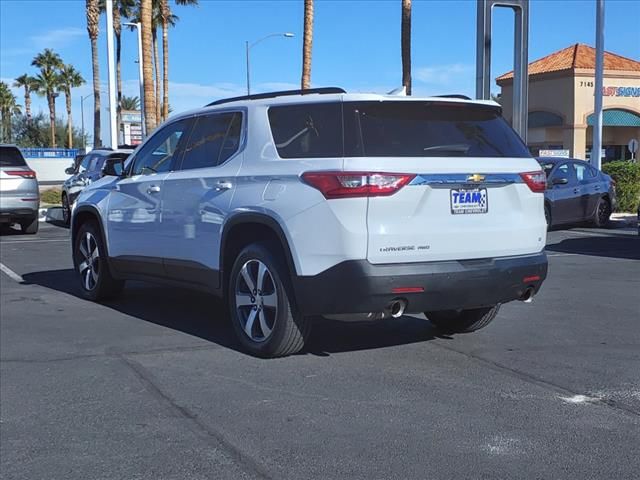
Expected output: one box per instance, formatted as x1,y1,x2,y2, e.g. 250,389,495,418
1,221,639,480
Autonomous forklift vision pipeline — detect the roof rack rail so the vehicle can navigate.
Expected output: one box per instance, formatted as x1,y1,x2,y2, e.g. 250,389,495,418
435,94,472,100
205,87,346,107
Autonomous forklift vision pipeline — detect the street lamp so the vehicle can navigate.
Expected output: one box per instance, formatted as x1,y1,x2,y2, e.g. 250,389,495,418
123,22,146,139
245,32,294,95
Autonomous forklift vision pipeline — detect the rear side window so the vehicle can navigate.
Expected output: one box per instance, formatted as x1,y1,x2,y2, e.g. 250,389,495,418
180,112,242,170
268,103,343,158
343,102,531,158
0,146,26,167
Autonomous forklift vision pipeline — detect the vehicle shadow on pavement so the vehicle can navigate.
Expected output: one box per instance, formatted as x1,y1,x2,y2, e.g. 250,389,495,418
21,268,442,357
546,235,640,260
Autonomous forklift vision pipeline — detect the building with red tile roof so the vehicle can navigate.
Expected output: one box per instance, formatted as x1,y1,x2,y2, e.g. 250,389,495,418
496,44,640,160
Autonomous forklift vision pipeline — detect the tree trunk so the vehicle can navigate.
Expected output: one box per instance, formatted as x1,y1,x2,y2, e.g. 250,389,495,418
91,36,102,147
48,93,56,148
401,0,412,95
153,29,161,124
301,0,314,90
162,15,169,120
66,91,73,148
141,0,156,134
25,88,32,122
116,32,122,144
114,4,122,144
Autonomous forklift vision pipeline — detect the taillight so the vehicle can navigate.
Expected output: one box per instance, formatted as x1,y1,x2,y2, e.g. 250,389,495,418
5,170,36,179
520,171,546,193
302,171,415,199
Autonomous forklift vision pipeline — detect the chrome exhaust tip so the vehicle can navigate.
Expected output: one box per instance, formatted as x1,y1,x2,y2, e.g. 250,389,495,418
388,299,407,318
520,287,535,303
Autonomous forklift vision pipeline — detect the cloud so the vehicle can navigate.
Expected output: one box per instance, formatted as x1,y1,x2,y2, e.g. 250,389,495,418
415,64,473,85
31,27,85,50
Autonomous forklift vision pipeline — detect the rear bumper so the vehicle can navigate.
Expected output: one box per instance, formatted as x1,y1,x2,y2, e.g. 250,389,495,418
0,207,39,223
293,252,548,315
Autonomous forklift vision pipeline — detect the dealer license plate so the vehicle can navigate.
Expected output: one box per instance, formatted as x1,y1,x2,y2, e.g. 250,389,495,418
450,188,488,214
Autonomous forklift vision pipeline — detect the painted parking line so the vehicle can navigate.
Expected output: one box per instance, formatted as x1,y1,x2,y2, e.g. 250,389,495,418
0,262,24,283
0,239,69,245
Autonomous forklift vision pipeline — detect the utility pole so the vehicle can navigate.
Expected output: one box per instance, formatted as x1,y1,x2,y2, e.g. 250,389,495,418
592,0,605,170
105,0,119,148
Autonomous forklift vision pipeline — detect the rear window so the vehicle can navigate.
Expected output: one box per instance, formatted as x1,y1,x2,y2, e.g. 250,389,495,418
0,146,27,167
267,101,530,159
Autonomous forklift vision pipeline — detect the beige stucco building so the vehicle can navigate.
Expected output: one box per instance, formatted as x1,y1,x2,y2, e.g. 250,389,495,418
497,44,640,161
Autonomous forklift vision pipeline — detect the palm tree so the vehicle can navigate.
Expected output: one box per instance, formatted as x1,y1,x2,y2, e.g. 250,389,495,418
59,65,86,148
141,0,156,133
86,0,102,147
160,0,198,120
301,0,313,90
0,82,22,142
401,0,412,95
13,74,37,122
121,95,140,110
31,49,63,147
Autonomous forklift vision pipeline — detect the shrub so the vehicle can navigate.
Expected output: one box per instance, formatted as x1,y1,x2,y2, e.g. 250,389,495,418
602,160,640,213
40,188,62,205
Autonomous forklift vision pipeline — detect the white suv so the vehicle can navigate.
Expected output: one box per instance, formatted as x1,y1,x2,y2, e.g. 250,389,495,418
71,88,548,357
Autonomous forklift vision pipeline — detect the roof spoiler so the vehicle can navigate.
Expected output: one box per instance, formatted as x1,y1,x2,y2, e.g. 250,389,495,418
205,87,346,107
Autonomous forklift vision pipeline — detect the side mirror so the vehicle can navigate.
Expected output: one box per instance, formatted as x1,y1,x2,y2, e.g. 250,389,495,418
552,177,569,186
102,158,125,177
65,166,75,175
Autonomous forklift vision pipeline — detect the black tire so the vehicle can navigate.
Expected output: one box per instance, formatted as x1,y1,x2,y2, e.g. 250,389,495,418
592,197,611,228
544,204,552,229
62,193,71,226
73,221,124,301
228,242,311,358
426,304,500,334
20,216,39,235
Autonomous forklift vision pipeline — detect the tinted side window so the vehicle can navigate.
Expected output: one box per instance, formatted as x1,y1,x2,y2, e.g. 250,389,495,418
0,146,26,167
131,119,191,175
554,163,575,184
78,154,94,173
268,103,343,158
180,112,242,170
343,102,530,158
573,162,590,182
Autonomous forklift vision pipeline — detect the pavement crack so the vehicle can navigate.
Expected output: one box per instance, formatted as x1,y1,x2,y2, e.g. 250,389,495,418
432,341,640,419
118,354,274,480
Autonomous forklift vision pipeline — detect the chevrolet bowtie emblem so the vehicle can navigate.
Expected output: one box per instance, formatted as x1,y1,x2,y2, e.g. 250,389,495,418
467,174,486,182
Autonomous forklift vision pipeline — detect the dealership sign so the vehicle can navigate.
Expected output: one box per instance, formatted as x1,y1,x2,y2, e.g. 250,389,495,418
602,86,640,97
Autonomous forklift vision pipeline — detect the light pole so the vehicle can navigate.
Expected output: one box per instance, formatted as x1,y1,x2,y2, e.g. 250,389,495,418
123,21,146,139
245,32,294,95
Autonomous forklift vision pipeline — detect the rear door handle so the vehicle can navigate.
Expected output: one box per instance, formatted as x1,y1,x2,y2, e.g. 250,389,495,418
573,188,580,194
215,181,232,191
147,185,161,194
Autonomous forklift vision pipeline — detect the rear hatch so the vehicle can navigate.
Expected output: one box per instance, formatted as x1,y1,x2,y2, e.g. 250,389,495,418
0,146,38,200
341,101,547,264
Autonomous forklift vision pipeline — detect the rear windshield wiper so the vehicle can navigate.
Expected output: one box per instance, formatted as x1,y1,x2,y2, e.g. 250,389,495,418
423,144,470,153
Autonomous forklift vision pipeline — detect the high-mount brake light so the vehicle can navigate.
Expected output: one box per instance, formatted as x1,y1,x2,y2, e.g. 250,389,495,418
302,172,415,199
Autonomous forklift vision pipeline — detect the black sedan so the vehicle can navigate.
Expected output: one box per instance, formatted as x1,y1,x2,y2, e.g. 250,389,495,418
537,157,616,228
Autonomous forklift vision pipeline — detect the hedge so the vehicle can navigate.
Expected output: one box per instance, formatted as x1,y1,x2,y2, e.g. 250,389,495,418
602,160,640,213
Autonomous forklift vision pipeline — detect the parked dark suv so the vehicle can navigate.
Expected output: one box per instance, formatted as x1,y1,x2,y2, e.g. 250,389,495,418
537,157,616,228
62,148,131,225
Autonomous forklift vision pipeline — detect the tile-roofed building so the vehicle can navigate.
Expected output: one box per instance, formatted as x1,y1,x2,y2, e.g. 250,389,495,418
496,44,640,161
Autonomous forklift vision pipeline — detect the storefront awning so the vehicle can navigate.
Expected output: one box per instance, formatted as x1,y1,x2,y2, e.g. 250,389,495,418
587,109,640,127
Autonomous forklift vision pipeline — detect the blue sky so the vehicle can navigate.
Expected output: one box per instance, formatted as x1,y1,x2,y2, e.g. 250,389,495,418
1,0,639,143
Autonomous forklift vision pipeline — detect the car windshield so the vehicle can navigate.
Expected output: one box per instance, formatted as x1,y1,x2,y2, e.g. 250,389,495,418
538,161,555,177
0,146,27,167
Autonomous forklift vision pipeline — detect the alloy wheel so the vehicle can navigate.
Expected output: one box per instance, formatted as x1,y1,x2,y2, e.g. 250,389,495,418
77,232,100,291
62,195,70,225
235,259,278,342
598,200,609,225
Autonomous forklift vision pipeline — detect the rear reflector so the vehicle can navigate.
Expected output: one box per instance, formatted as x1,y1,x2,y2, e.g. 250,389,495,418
5,170,36,179
21,198,38,202
302,171,415,199
520,171,546,193
391,287,425,294
523,275,541,283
